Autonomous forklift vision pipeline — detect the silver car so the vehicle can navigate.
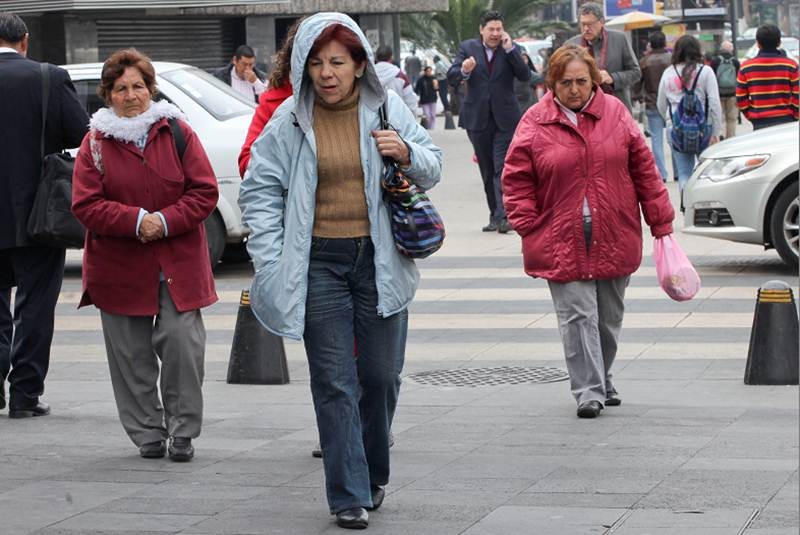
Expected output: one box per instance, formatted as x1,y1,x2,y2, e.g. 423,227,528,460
64,62,255,266
682,123,799,268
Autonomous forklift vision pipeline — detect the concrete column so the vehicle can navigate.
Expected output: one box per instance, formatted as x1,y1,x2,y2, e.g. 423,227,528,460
64,16,98,64
246,15,276,71
360,14,381,53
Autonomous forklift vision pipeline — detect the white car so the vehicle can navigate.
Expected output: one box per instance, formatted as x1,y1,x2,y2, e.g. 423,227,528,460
64,62,255,266
743,37,800,63
682,123,799,268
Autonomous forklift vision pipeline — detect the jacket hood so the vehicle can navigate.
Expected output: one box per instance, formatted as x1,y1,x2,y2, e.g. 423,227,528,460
374,61,402,87
290,12,385,132
90,100,185,143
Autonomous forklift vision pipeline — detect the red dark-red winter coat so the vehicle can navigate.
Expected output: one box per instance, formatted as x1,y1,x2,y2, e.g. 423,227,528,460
237,82,293,177
72,117,219,315
502,88,674,283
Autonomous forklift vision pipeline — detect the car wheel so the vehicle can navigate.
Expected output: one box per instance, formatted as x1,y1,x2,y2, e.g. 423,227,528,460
204,212,226,268
769,185,799,270
222,242,251,263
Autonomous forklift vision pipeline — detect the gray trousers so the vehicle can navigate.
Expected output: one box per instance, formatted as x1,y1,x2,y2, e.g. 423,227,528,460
100,283,205,446
547,277,628,406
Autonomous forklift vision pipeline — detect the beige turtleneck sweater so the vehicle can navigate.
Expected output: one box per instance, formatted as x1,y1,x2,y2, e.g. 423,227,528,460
312,87,370,238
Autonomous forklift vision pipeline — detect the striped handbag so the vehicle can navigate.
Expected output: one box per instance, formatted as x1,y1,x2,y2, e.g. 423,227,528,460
378,103,445,259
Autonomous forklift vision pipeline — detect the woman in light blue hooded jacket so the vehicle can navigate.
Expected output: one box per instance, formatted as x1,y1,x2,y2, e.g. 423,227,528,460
239,13,442,530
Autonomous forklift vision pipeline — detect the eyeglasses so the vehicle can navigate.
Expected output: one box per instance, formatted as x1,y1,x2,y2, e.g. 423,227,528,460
579,19,601,29
556,78,591,89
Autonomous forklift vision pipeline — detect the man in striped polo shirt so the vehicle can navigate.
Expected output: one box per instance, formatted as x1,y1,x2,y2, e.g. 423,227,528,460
736,25,799,130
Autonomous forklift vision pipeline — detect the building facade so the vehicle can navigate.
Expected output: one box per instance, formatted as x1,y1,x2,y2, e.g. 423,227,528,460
6,1,446,69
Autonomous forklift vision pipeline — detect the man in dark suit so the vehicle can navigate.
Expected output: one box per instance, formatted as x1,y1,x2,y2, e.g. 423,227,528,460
0,12,88,418
213,44,268,104
448,11,530,233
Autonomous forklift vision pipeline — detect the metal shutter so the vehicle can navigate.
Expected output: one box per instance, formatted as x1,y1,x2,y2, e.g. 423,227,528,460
97,17,244,70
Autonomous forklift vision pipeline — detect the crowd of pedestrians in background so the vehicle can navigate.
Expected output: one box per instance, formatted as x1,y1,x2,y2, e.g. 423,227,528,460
0,5,797,531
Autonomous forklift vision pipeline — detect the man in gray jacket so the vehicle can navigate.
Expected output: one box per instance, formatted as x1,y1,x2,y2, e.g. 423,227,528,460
567,2,641,113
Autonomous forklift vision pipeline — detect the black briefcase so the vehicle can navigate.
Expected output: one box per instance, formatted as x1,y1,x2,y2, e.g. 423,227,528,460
26,152,86,249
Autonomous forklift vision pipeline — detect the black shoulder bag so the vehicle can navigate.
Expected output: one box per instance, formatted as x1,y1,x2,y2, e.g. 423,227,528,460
378,102,445,259
26,63,86,248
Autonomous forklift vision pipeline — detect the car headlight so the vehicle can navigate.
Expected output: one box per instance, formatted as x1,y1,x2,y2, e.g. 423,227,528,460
698,155,770,182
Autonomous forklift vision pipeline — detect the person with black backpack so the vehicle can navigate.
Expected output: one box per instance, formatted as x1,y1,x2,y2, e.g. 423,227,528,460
711,40,740,140
657,35,723,191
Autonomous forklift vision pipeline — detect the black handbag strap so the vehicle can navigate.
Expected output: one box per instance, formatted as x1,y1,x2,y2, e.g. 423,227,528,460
40,63,50,160
168,117,187,160
377,102,394,167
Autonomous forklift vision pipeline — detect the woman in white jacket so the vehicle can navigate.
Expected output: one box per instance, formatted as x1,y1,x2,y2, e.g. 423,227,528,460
657,35,723,190
239,13,442,530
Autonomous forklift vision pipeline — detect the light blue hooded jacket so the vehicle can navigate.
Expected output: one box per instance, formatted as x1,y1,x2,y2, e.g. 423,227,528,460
239,13,443,340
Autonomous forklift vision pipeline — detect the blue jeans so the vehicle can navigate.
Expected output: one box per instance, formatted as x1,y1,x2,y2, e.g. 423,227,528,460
645,109,668,182
671,146,698,191
303,237,408,513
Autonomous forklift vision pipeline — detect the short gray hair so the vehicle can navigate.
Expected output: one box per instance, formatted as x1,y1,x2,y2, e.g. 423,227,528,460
0,12,28,44
719,40,734,53
578,2,605,21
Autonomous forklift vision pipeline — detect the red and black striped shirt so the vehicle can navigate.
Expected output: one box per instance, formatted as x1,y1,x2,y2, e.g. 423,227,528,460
736,50,799,124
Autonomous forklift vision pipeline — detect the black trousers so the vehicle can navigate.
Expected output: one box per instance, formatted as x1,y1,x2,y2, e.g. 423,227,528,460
0,246,65,408
467,121,514,224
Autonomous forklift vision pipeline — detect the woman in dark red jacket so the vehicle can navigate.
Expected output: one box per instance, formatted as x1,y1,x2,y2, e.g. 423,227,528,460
503,45,674,419
237,18,302,178
72,49,218,460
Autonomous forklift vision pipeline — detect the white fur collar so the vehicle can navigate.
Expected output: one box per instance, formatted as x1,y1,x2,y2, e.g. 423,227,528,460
90,100,185,143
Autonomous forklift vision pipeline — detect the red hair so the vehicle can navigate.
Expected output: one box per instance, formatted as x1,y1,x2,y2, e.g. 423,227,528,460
307,24,367,65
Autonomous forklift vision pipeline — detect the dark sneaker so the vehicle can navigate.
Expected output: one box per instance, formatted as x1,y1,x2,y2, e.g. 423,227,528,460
168,437,194,462
139,440,166,458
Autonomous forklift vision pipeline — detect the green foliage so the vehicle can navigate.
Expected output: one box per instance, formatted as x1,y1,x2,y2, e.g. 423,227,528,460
401,0,560,57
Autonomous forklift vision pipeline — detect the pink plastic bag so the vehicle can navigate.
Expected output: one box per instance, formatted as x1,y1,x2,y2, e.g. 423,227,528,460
653,235,701,301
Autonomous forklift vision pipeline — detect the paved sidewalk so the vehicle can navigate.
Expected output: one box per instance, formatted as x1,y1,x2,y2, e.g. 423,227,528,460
0,121,797,534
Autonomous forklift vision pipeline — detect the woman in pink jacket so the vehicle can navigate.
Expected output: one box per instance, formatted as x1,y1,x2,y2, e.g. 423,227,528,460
72,49,219,460
502,45,674,419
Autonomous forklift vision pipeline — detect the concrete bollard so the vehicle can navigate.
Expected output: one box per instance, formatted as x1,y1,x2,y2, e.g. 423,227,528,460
744,280,799,385
444,111,456,130
227,290,290,385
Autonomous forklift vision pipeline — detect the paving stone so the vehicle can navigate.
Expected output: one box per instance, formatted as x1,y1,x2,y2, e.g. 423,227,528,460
47,512,205,532
461,505,625,534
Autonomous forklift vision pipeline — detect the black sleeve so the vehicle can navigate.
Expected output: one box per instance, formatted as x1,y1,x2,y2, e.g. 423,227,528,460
53,66,89,150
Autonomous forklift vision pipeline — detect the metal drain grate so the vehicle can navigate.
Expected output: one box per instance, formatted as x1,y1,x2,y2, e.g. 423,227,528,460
405,366,569,387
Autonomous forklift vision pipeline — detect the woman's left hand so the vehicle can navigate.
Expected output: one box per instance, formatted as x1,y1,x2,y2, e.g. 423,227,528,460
372,130,410,167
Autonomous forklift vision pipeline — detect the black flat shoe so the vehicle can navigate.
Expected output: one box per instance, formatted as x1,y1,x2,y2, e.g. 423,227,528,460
367,486,385,511
336,507,368,529
139,440,167,458
482,221,498,232
168,437,194,462
497,219,512,234
576,400,603,419
605,394,622,406
9,401,50,419
0,382,5,410
312,443,322,458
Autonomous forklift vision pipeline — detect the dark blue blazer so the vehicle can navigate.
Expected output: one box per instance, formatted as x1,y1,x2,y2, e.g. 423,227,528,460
448,39,531,132
0,52,88,249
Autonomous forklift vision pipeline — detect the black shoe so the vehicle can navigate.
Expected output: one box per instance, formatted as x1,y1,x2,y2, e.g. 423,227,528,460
336,507,368,529
312,442,322,458
168,437,194,462
482,221,498,232
497,219,512,234
605,394,622,406
367,486,385,511
139,440,167,458
9,401,50,419
0,382,5,410
576,400,603,419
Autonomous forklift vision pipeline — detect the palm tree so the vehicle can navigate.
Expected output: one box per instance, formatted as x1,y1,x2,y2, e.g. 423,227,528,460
401,0,566,56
